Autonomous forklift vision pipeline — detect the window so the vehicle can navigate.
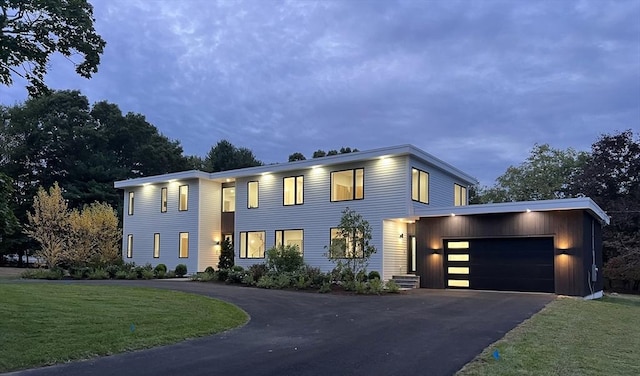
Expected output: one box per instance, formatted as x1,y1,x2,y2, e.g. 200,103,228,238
126,234,133,258
153,233,160,258
330,168,364,201
222,187,236,212
275,229,303,254
329,228,364,258
239,231,265,258
283,176,304,205
248,181,259,208
160,187,167,213
179,185,188,211
179,232,189,258
454,184,467,206
128,192,134,215
411,168,429,204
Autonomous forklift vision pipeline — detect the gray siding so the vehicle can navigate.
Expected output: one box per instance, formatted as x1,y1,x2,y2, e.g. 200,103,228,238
409,156,471,214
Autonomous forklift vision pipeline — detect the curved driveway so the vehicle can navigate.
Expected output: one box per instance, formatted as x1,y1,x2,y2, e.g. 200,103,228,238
6,281,553,376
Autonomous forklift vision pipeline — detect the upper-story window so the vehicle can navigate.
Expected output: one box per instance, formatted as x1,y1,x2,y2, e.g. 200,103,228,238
160,187,168,213
248,181,259,208
283,176,304,206
331,168,364,202
222,187,236,212
128,192,134,215
179,185,188,211
454,184,468,206
411,168,429,204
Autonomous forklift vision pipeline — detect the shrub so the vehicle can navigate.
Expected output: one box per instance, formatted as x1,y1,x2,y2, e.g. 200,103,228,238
165,270,176,278
154,263,167,274
115,270,128,279
385,280,400,293
368,271,381,280
126,270,138,280
204,266,215,274
105,264,121,278
227,269,245,284
88,268,109,280
218,238,234,269
248,264,268,282
155,270,166,279
275,273,293,289
141,269,154,280
69,266,91,280
295,275,311,290
256,275,276,289
356,270,368,282
242,273,255,285
21,268,63,280
231,265,244,272
302,265,327,288
368,278,384,294
318,281,332,293
266,244,304,273
175,264,188,277
354,280,367,294
216,268,229,282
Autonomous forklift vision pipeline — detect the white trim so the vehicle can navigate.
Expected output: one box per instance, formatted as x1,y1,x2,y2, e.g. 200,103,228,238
414,197,610,225
583,290,603,300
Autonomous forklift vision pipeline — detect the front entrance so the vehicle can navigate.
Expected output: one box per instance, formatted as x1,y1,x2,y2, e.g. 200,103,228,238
407,235,416,273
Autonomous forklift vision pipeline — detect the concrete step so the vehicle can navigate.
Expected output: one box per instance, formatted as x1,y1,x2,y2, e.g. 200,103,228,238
391,275,420,289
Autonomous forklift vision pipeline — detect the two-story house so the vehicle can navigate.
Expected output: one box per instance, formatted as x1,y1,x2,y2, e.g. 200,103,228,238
115,144,609,298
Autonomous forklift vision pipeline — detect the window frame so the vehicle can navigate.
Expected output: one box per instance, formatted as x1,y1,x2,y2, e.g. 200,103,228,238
329,227,364,259
411,168,429,204
153,233,160,258
222,186,236,213
126,234,133,258
128,191,134,215
330,168,364,202
160,187,168,213
247,181,259,209
454,184,468,206
178,185,188,211
274,229,304,255
239,231,266,259
283,175,304,206
179,232,189,258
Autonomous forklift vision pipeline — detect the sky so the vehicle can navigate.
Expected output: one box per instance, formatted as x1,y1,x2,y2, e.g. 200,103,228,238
1,0,639,186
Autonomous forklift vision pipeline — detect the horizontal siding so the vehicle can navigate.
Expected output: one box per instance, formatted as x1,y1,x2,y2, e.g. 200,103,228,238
121,179,200,274
382,220,408,280
409,156,472,213
198,180,222,271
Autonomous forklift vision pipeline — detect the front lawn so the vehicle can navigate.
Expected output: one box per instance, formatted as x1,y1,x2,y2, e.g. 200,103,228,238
457,294,640,376
0,283,248,372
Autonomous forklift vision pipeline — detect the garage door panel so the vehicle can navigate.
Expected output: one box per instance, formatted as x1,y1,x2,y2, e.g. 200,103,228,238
472,277,554,292
470,265,554,279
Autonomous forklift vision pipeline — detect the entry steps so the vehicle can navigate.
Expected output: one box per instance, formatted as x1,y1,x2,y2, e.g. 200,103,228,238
391,275,420,290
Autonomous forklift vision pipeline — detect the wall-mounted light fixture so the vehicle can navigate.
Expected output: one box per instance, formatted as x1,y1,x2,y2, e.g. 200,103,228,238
432,248,441,254
399,233,404,239
526,208,532,213
214,240,221,246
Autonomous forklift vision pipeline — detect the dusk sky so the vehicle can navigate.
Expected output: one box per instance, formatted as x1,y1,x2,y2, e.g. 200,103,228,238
1,0,638,186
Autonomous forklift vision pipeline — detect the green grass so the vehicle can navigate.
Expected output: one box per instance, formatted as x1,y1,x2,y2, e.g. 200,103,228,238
457,294,640,376
0,283,248,372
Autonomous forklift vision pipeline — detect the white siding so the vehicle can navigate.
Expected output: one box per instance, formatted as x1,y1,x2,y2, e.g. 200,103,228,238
198,180,222,271
121,179,200,274
382,220,408,280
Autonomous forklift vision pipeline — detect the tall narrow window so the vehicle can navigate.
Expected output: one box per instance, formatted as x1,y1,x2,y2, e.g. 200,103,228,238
179,185,188,211
248,181,259,209
283,176,304,205
275,229,304,254
411,168,429,204
127,234,133,258
330,168,364,201
222,187,236,212
239,231,265,258
128,192,134,215
454,184,468,206
160,187,168,213
153,233,160,258
179,232,189,258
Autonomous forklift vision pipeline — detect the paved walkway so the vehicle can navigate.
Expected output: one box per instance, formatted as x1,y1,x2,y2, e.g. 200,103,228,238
6,281,554,376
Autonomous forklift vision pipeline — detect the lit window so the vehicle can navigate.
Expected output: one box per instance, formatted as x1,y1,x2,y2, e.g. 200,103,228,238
329,228,364,258
330,168,364,201
248,181,259,208
127,234,133,258
161,187,167,213
284,176,304,206
179,232,189,258
411,168,429,204
275,229,304,254
222,187,236,212
128,192,134,215
179,185,188,211
454,184,467,206
153,233,160,258
239,231,265,258
447,241,470,249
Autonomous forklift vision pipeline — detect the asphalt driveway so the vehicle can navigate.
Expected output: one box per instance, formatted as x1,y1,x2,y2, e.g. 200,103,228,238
6,281,554,376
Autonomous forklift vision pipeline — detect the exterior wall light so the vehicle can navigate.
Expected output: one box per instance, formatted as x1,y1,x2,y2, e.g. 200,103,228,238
399,233,404,239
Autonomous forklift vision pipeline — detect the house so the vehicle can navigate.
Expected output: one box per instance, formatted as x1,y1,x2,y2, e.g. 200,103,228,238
114,144,609,298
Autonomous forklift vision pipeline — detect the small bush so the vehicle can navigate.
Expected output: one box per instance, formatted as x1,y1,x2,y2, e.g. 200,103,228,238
302,265,327,287
226,269,245,284
385,280,400,293
204,266,215,274
368,271,381,280
155,270,166,279
141,269,154,280
154,263,167,275
105,264,121,278
88,268,109,280
21,268,63,280
165,270,176,278
266,244,304,273
175,264,188,277
368,278,384,294
295,275,311,290
318,281,332,293
231,265,244,272
242,273,255,285
275,273,293,289
256,275,276,289
69,266,91,280
115,270,128,279
126,270,138,280
356,270,368,282
354,280,368,294
248,264,268,282
217,268,229,282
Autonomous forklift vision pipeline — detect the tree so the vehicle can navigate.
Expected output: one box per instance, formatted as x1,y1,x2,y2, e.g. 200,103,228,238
24,182,69,268
475,144,587,203
312,149,326,158
203,140,262,172
0,172,18,253
326,207,377,282
67,201,120,267
217,238,234,269
327,150,338,156
1,0,107,96
288,152,306,162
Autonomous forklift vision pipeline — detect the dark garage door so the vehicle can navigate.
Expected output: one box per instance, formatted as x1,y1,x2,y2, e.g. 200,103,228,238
445,237,554,293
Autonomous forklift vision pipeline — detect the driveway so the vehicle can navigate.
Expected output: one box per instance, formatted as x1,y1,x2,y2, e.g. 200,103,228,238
6,281,554,376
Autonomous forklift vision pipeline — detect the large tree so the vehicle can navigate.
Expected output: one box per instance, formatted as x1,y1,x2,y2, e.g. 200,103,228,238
203,140,262,172
474,144,587,203
0,0,106,96
0,172,18,253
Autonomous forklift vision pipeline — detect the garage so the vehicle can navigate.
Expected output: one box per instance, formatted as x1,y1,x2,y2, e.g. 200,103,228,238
445,237,555,293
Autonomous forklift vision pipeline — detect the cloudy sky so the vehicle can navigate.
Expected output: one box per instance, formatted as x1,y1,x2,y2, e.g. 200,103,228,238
1,0,639,185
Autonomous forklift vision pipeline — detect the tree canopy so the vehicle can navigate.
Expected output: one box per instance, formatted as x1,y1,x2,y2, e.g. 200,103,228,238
203,140,262,172
0,0,106,96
